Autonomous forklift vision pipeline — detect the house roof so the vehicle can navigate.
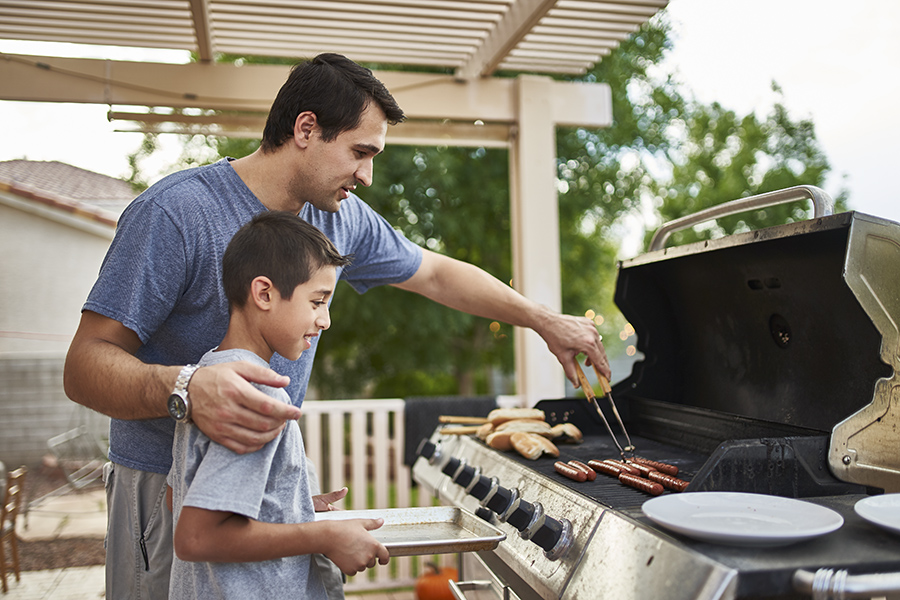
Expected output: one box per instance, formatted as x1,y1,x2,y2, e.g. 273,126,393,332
0,160,135,226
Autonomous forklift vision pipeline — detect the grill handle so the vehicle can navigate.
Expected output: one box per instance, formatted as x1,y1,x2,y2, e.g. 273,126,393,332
648,185,834,252
448,579,496,600
793,567,900,599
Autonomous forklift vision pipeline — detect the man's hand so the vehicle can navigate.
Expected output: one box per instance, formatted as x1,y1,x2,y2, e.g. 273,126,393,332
313,487,348,512
323,518,390,575
189,361,299,454
535,311,611,385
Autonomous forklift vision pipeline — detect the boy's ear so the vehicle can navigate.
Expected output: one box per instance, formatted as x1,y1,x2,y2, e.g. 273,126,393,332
249,276,275,310
294,111,317,148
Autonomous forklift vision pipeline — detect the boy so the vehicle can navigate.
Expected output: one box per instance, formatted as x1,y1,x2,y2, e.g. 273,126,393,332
167,211,390,599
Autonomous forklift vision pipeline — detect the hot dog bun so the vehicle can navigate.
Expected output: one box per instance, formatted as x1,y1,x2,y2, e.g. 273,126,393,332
487,407,545,425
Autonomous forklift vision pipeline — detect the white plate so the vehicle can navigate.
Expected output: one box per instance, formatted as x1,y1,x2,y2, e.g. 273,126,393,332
855,494,900,535
642,492,844,546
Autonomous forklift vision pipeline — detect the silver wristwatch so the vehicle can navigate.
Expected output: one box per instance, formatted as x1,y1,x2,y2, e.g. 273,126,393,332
167,364,200,423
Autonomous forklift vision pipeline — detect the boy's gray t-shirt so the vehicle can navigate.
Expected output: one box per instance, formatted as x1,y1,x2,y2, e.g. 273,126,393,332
83,158,422,475
168,348,327,600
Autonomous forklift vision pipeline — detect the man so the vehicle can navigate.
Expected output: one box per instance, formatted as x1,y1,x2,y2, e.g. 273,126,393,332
64,53,609,599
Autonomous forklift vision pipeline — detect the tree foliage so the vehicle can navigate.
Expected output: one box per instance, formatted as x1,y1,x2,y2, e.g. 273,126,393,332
127,12,844,399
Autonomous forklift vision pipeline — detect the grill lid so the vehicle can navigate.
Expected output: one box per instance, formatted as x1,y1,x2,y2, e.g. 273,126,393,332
615,194,900,491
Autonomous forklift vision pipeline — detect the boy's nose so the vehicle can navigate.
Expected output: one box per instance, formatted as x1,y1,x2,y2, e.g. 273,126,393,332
317,308,331,331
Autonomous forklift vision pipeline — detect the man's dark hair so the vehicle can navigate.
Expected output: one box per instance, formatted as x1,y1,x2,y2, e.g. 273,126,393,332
260,53,405,152
222,211,352,309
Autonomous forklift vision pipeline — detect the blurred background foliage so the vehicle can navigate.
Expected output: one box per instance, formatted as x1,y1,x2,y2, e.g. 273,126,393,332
125,11,846,399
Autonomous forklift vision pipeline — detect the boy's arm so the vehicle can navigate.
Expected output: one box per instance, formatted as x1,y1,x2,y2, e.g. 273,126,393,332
64,310,301,453
174,506,389,575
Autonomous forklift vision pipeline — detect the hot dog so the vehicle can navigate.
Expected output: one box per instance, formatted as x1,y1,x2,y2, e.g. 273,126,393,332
625,461,657,478
602,459,641,476
567,460,596,481
554,461,587,482
617,472,664,496
631,456,679,476
646,470,689,492
587,459,623,477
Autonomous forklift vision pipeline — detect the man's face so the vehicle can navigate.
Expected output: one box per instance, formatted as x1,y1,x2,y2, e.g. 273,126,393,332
293,103,388,213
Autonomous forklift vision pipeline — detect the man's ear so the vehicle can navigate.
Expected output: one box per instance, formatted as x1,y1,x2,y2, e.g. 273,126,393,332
294,111,318,148
249,276,275,310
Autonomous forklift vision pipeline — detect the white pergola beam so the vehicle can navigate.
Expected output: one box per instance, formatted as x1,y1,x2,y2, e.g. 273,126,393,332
0,54,611,127
188,0,215,62
455,0,556,79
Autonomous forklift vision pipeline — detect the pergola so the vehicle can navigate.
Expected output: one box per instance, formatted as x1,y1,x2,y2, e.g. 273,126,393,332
0,0,669,404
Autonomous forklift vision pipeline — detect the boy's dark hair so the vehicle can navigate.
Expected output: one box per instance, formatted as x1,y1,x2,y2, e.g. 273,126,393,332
260,53,405,152
222,211,352,309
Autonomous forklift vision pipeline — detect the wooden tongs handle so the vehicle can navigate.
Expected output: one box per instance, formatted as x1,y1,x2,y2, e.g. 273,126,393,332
438,415,489,424
574,358,635,459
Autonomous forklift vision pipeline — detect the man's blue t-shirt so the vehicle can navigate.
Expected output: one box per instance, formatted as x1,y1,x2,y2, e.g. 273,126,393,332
84,159,422,474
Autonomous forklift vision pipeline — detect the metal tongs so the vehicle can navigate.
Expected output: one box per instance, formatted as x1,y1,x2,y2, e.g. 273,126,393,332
573,358,635,461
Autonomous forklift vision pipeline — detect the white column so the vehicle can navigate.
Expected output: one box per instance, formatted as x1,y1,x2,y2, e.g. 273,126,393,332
510,75,565,406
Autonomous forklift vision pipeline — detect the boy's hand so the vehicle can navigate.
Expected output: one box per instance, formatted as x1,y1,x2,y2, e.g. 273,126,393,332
313,487,348,512
189,361,300,454
324,518,390,575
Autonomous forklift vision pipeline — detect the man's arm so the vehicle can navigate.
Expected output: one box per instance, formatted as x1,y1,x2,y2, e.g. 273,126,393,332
64,310,300,453
174,506,390,575
392,249,610,383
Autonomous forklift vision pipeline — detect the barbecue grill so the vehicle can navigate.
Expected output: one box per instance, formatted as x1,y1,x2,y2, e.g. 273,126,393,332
412,187,900,600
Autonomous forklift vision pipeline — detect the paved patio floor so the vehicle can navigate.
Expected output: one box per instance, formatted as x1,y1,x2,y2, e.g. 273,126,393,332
5,489,415,599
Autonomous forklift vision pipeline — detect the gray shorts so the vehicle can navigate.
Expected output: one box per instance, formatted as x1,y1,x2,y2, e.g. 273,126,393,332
103,460,345,600
103,461,172,600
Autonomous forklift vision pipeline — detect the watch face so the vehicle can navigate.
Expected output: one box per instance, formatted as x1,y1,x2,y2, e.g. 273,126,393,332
168,393,188,421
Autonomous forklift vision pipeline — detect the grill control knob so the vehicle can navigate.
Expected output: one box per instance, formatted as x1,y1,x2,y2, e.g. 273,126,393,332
416,438,445,466
441,457,463,479
467,475,493,502
532,515,574,561
475,506,496,523
416,438,436,460
504,498,536,532
453,463,477,489
484,484,516,515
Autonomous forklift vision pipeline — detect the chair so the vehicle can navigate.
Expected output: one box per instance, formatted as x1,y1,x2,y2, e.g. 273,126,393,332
1,466,27,594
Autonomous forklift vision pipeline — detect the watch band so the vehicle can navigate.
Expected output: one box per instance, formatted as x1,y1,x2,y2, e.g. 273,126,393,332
171,364,200,420
173,364,200,394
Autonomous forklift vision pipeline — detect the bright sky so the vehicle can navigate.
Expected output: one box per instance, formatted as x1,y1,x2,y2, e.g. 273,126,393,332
662,0,900,224
1,0,898,225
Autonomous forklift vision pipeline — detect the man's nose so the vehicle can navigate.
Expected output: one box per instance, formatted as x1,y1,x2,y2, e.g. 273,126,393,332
356,159,373,187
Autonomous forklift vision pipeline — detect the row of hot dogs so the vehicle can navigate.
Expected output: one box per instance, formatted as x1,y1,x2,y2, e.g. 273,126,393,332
553,456,689,496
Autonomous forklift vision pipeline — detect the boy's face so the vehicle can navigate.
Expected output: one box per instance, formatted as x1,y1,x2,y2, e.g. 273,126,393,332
266,265,337,361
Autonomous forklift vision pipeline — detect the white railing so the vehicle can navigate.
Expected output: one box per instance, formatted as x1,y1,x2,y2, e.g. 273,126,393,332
300,399,455,592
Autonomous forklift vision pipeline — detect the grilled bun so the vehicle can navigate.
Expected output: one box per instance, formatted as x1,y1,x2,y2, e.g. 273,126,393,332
510,432,559,460
487,408,545,425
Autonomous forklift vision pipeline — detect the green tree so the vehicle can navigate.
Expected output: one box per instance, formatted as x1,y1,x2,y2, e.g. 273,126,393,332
653,87,848,248
313,145,515,398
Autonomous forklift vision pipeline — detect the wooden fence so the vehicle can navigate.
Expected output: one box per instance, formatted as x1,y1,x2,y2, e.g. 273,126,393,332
300,399,454,592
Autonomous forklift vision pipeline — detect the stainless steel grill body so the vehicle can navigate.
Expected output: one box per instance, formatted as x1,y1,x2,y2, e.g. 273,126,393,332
413,201,900,600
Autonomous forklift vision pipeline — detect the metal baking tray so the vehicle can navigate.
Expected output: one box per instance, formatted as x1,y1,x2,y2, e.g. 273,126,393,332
315,506,506,556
